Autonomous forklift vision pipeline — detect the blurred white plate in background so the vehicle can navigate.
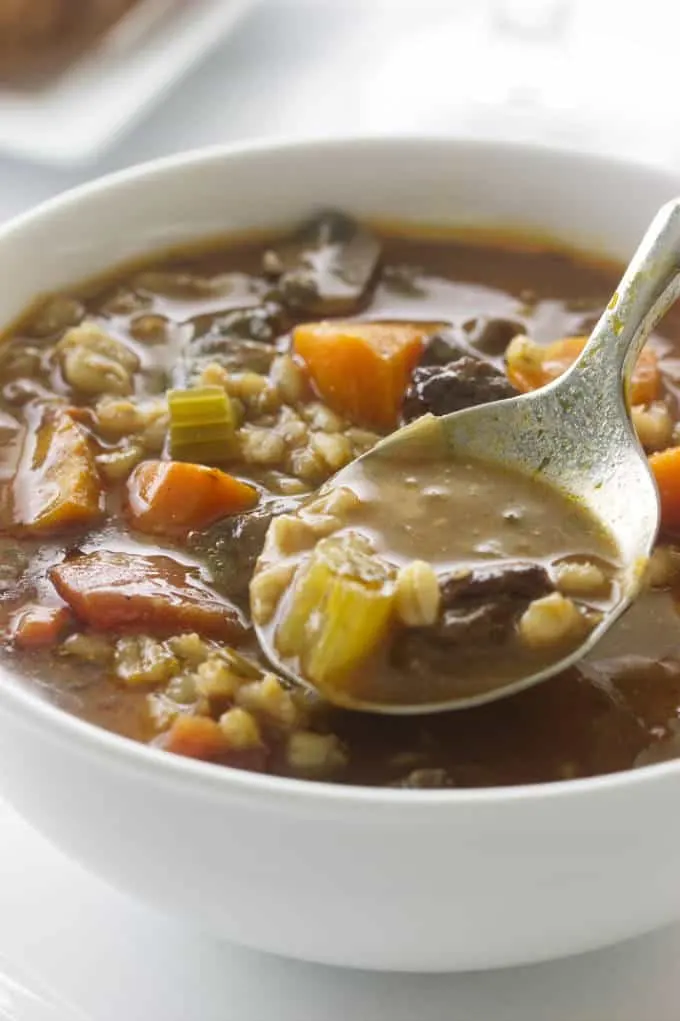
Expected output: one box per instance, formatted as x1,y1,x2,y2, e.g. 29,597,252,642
0,951,85,1021
0,0,257,167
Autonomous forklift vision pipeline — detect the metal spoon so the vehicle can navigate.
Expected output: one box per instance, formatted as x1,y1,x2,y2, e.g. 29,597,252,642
256,199,680,713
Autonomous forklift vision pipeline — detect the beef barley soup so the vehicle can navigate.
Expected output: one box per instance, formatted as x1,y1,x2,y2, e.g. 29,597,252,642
2,209,680,788
255,438,621,709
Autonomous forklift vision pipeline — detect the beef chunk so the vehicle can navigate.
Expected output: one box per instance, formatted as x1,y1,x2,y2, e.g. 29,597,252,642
402,355,518,423
439,563,553,605
264,210,381,316
392,564,554,672
436,564,554,644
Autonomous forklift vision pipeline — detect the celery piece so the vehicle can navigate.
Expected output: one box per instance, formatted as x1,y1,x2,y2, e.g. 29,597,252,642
276,532,395,691
168,386,236,462
307,574,394,688
276,555,330,658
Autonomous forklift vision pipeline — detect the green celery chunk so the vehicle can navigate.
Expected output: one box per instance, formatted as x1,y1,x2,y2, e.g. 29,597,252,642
168,386,237,462
276,532,395,691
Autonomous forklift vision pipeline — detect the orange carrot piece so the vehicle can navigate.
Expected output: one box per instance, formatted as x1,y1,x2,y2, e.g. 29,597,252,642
10,604,71,649
161,715,228,761
125,460,258,537
293,320,440,430
49,551,248,641
628,347,661,405
11,410,103,535
539,336,588,387
509,334,661,406
649,447,680,531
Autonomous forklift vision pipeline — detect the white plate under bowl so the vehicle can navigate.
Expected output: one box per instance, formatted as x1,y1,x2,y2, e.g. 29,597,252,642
0,0,257,167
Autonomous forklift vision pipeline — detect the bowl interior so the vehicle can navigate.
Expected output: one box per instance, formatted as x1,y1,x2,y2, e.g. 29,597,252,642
0,137,668,329
0,136,678,807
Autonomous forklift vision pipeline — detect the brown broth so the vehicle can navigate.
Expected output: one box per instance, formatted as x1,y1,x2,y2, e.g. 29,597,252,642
1,220,680,788
267,448,620,708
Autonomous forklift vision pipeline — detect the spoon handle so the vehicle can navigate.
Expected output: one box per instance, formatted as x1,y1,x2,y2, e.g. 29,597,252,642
569,198,680,398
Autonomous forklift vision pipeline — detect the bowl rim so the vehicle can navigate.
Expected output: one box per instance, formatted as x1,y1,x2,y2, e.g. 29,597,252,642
2,131,679,813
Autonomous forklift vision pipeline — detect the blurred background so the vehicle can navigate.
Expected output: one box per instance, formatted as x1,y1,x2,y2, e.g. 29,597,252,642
0,0,675,221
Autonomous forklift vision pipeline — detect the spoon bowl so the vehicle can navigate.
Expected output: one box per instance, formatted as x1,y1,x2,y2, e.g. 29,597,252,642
256,199,680,713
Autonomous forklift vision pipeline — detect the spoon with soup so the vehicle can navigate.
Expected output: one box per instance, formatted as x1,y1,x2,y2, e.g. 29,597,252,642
250,200,680,714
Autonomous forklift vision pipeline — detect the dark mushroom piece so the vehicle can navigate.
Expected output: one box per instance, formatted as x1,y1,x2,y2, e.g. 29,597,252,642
416,327,473,366
263,210,382,316
461,316,526,360
179,302,285,385
190,497,300,604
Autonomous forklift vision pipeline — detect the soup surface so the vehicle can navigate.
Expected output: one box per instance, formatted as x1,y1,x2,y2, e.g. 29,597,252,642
2,210,680,788
258,439,620,709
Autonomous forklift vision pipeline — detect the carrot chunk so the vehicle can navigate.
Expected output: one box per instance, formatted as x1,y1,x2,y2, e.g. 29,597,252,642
10,410,103,535
49,551,248,641
161,715,228,761
10,604,71,649
628,346,661,405
539,336,588,388
125,460,258,537
507,334,660,406
158,714,268,771
293,320,440,430
649,447,680,531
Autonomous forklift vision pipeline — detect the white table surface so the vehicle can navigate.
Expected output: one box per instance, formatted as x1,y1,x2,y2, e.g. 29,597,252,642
3,794,680,1021
3,1,680,1017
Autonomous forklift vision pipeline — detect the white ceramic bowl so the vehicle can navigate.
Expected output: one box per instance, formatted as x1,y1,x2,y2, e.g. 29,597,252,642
0,137,679,973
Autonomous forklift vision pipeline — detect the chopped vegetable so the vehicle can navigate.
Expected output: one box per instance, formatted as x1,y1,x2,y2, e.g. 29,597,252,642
10,410,104,535
539,336,588,389
293,320,440,429
49,551,248,641
506,334,660,405
632,401,673,452
125,460,258,537
10,604,71,649
501,333,544,392
276,532,396,693
160,715,228,760
629,346,662,405
168,386,238,462
159,713,268,770
266,210,381,316
649,447,680,531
